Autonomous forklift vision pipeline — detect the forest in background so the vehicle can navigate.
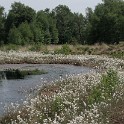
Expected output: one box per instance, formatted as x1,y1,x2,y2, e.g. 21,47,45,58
0,0,124,45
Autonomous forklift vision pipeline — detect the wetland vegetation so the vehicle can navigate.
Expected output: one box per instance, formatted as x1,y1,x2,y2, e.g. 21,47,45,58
0,52,123,124
0,69,47,80
0,0,124,123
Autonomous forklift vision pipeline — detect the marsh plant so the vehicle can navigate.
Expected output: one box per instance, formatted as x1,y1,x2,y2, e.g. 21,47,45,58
88,69,119,105
0,51,124,123
0,69,47,80
110,51,124,59
1,69,124,124
0,51,123,70
54,44,72,55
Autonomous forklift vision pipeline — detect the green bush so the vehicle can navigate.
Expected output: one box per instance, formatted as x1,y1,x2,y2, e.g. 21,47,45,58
29,43,49,53
110,51,124,59
5,44,19,51
88,69,119,105
51,97,64,116
54,44,71,55
29,44,41,52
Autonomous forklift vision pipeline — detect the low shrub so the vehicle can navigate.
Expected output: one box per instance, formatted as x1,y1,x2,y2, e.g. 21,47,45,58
2,44,19,51
88,69,119,105
54,44,72,55
110,51,124,59
29,43,41,52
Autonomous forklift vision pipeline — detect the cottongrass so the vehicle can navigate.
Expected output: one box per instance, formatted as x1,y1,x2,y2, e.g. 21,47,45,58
1,70,124,124
0,51,124,124
0,51,123,70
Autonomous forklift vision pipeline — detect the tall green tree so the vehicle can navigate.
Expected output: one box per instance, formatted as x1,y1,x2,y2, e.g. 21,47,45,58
86,0,124,44
85,7,95,44
8,26,22,44
30,22,44,43
53,5,74,44
18,22,33,44
47,13,59,44
0,6,5,44
72,13,86,44
36,10,51,44
36,10,59,44
5,2,36,42
8,22,34,45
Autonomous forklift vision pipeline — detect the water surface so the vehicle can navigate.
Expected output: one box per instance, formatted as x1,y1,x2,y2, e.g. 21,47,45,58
0,64,93,115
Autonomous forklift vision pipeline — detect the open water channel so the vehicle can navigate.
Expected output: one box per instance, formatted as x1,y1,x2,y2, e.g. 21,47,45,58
0,64,94,116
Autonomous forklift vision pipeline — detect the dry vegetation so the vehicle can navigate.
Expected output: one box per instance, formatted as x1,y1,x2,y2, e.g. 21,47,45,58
0,42,123,59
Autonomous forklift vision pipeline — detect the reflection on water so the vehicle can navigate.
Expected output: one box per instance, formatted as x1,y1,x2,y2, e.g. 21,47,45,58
0,64,94,115
0,69,47,80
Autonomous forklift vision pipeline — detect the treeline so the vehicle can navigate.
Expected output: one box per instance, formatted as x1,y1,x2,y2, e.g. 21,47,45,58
0,0,124,45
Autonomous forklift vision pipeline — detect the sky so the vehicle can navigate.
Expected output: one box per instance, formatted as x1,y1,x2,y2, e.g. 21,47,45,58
0,0,103,14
